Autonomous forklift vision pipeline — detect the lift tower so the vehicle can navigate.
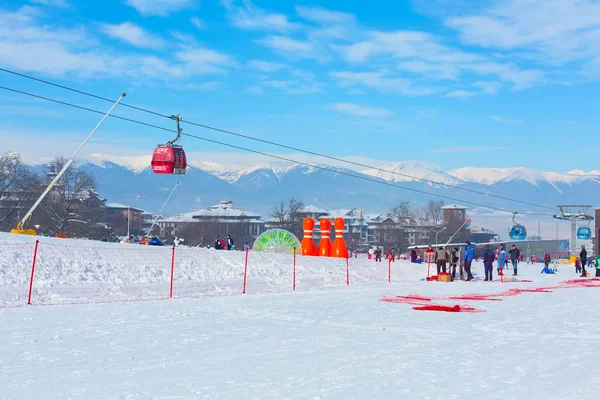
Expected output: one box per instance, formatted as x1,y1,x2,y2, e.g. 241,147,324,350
553,205,593,259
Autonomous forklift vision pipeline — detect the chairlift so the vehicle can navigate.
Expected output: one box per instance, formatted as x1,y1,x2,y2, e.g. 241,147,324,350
151,114,187,175
509,213,527,240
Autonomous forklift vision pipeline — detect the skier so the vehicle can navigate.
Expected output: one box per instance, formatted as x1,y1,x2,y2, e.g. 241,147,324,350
425,245,435,268
483,245,495,282
375,247,382,262
214,235,222,250
496,244,507,275
227,235,234,250
243,242,250,251
435,246,447,274
463,241,475,281
509,245,520,276
580,246,587,277
449,247,459,280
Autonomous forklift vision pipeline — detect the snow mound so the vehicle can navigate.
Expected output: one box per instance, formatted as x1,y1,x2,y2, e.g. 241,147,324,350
0,233,426,306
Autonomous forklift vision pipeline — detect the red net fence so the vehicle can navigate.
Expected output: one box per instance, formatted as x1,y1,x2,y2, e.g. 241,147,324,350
0,240,427,307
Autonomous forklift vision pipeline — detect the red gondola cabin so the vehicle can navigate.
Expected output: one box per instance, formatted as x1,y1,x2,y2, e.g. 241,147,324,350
151,145,187,174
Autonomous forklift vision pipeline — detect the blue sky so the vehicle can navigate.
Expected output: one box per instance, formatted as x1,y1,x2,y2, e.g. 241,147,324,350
1,0,599,172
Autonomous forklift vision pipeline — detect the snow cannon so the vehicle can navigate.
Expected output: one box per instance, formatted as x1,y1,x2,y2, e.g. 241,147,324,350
10,222,36,236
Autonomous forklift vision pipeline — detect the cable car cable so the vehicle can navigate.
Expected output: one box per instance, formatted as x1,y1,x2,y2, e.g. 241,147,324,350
0,68,170,119
0,83,557,217
0,68,558,212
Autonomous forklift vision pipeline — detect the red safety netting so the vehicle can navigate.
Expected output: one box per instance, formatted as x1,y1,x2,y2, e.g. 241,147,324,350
380,294,432,305
447,294,503,301
0,242,37,307
30,242,172,305
413,304,484,312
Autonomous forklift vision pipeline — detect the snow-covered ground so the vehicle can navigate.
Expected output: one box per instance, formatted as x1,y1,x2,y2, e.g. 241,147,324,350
1,232,599,399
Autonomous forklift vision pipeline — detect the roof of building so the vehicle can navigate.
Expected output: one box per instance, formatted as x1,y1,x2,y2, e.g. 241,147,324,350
157,211,199,223
192,201,261,218
106,203,145,212
300,205,329,214
441,204,468,210
158,201,262,223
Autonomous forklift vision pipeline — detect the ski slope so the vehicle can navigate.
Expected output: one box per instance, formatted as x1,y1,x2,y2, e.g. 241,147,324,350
1,233,599,399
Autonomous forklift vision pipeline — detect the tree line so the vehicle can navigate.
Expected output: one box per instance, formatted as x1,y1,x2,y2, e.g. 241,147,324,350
0,152,105,238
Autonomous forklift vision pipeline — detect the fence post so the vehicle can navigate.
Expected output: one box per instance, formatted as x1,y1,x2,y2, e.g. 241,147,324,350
346,257,349,286
388,257,391,283
27,240,39,305
293,247,296,291
170,245,175,299
242,247,249,294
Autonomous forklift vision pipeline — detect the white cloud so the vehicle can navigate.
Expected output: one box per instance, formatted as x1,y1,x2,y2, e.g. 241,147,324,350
397,60,461,80
330,71,436,95
336,30,477,64
174,47,237,74
190,17,206,29
222,0,300,32
263,79,322,95
247,59,287,72
473,81,501,94
101,22,164,49
445,0,600,64
490,115,522,125
328,103,393,117
295,5,355,25
0,7,235,81
467,62,544,90
257,36,322,61
182,81,221,91
125,0,194,17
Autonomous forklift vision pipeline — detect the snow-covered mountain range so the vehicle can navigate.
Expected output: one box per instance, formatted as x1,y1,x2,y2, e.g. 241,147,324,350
25,153,600,221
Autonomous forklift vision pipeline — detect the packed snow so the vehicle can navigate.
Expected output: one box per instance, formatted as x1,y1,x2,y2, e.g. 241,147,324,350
1,232,599,399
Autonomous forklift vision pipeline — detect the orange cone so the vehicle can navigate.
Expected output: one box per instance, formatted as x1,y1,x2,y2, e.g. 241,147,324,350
301,218,318,256
318,218,332,257
331,217,348,258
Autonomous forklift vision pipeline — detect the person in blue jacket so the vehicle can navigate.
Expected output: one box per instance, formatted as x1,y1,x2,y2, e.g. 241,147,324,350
463,241,475,281
496,244,507,274
483,245,495,281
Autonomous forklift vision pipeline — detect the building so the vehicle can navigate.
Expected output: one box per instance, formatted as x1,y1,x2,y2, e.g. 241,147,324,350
105,203,145,236
158,201,265,244
469,226,499,243
442,204,467,225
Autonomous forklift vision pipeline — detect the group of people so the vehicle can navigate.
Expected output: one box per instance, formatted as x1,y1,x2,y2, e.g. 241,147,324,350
214,235,236,250
412,241,523,282
576,245,600,277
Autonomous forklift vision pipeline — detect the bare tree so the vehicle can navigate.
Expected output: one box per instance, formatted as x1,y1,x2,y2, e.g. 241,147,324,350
423,200,444,227
269,198,305,238
39,157,97,235
0,152,42,231
388,200,416,226
270,201,287,226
